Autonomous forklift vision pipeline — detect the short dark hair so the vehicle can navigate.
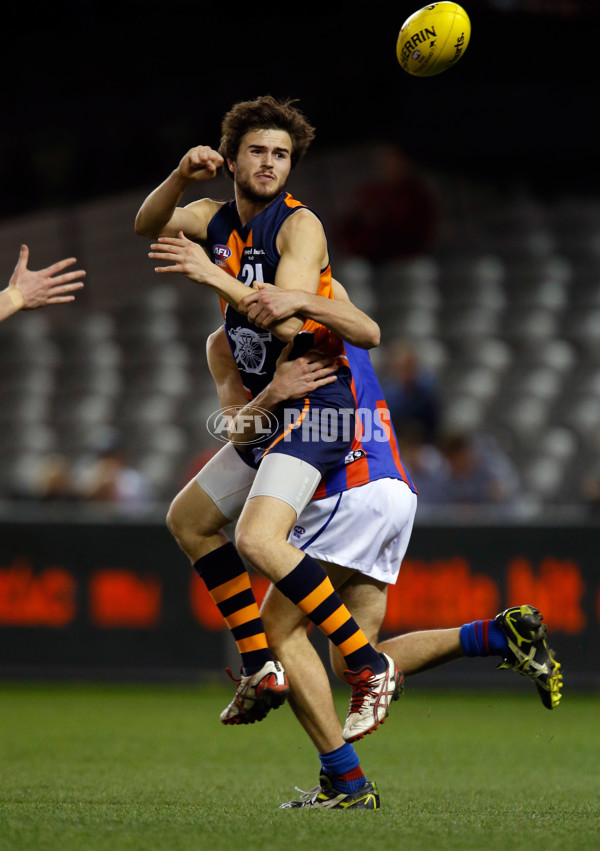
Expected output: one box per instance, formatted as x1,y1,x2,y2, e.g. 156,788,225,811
219,95,316,178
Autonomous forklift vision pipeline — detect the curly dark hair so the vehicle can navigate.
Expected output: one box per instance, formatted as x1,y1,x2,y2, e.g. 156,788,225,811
219,95,316,179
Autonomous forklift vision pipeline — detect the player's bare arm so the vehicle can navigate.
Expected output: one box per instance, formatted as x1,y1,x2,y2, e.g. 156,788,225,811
239,279,381,349
135,146,224,239
0,244,85,322
148,230,271,309
265,208,328,340
148,231,300,341
206,326,250,413
207,326,337,447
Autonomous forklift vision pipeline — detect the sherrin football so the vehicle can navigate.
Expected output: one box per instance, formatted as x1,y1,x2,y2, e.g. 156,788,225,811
397,3,471,77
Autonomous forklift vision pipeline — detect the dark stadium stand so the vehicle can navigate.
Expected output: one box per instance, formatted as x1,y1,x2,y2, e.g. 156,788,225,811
1,153,600,517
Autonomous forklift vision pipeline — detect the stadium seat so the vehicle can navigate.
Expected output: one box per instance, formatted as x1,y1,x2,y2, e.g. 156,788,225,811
438,305,500,343
521,454,567,503
380,306,438,341
441,395,488,434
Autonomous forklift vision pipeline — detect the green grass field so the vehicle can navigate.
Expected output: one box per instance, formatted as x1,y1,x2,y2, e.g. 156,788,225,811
0,682,598,851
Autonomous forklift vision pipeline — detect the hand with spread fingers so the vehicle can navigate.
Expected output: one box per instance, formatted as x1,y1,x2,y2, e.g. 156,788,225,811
148,231,213,283
1,244,85,322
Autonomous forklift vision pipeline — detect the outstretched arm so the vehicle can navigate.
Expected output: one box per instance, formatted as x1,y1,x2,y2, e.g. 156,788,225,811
238,278,381,349
149,206,330,343
149,231,301,341
0,245,85,323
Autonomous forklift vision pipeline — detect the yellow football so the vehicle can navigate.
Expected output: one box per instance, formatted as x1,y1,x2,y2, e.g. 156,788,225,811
397,3,471,77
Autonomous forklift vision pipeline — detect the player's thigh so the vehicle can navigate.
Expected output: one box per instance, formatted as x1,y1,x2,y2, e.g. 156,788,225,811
246,452,321,522
167,476,230,539
235,453,321,566
194,441,257,523
167,443,253,538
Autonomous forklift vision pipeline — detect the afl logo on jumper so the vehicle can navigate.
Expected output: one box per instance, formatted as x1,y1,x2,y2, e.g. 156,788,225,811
228,326,271,374
213,244,231,267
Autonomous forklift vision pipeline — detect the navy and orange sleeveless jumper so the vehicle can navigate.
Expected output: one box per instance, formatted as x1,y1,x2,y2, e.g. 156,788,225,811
207,191,416,496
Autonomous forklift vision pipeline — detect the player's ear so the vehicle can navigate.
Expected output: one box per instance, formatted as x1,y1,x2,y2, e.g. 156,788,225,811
226,158,235,175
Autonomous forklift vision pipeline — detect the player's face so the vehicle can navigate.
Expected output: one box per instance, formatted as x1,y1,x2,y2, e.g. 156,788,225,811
229,129,292,204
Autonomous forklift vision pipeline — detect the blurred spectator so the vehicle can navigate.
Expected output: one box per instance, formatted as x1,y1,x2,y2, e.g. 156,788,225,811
436,430,520,506
334,143,439,266
34,453,78,502
395,423,449,505
81,432,152,508
381,340,441,444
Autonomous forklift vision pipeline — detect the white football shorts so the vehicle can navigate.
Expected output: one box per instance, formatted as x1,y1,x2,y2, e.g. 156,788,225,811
288,476,417,584
196,442,417,585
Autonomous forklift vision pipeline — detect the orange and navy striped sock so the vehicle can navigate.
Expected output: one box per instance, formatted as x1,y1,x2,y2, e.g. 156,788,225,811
276,554,386,674
193,542,272,675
